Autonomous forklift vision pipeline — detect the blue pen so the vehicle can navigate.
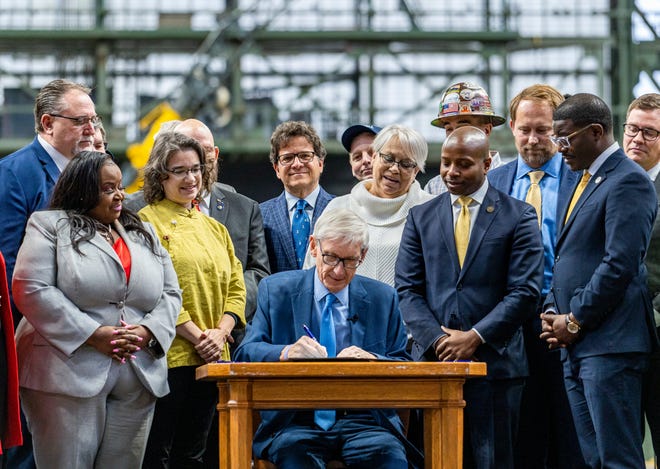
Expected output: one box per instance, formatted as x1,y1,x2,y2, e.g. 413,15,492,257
302,324,317,341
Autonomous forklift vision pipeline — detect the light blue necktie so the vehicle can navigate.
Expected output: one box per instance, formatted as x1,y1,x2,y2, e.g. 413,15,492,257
292,199,311,268
314,293,337,430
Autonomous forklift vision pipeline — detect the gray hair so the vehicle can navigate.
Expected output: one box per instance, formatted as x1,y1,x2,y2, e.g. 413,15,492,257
154,119,182,141
34,79,92,133
313,208,369,250
372,124,428,172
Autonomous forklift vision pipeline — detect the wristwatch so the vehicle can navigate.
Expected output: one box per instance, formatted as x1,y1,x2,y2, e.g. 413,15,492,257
565,315,581,334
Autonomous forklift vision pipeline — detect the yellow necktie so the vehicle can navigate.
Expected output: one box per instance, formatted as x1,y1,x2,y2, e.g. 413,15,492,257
525,170,545,227
455,196,472,268
565,171,591,223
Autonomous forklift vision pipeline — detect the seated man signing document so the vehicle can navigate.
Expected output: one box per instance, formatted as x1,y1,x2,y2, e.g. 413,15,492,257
235,208,419,469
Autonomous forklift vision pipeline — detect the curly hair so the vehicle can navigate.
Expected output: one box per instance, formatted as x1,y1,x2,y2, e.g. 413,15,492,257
142,132,209,204
49,151,157,254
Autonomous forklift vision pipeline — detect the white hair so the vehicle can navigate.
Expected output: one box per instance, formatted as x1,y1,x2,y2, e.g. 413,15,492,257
372,123,428,172
313,208,369,249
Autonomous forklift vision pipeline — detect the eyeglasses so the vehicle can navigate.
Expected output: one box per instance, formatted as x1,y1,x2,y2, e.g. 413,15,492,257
165,165,204,177
49,113,102,128
277,151,317,166
378,152,418,171
318,241,363,270
549,124,593,148
623,123,660,142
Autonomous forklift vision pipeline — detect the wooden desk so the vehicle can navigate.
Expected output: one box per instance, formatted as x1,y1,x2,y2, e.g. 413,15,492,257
197,361,486,469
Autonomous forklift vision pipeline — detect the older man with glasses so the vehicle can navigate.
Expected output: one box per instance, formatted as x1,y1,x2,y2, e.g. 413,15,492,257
236,208,422,469
0,78,97,469
260,121,335,273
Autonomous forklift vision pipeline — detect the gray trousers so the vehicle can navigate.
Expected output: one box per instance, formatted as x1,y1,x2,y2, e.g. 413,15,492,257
21,360,156,468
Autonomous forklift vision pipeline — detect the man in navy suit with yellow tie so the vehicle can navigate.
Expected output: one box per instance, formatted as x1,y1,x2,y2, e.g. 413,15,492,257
396,126,544,469
235,208,417,468
260,121,334,273
540,93,658,468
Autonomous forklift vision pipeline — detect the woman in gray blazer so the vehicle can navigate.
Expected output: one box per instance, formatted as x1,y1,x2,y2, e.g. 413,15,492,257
12,151,182,468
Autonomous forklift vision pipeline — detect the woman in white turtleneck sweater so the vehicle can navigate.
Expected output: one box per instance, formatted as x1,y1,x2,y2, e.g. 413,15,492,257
305,124,435,286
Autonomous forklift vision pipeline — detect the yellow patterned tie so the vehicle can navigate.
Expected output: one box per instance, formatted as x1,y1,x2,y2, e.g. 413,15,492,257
565,171,591,223
455,196,472,268
526,170,544,227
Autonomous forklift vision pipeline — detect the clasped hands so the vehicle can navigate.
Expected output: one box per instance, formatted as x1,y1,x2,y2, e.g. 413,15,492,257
434,326,481,362
539,313,578,349
280,336,376,360
195,328,233,363
87,320,151,363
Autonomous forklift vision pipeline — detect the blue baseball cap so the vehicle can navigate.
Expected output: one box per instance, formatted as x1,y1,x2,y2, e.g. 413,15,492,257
340,124,382,152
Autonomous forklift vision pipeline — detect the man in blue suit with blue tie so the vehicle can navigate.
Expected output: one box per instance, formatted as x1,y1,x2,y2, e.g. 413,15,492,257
396,126,544,469
235,208,417,469
0,78,97,469
487,84,585,469
260,121,334,273
540,93,658,468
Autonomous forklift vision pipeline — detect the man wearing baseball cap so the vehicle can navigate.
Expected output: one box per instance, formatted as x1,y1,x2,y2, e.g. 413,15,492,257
341,123,382,181
425,81,505,194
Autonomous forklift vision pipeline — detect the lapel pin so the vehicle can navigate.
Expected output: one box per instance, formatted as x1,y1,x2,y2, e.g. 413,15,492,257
595,176,602,184
216,199,225,211
486,206,494,213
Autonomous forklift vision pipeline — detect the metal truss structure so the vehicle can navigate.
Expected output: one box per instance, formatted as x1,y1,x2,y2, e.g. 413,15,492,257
0,0,658,193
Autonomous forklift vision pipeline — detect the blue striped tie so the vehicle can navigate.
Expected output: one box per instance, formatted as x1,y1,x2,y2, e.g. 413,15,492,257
314,293,337,430
292,199,310,268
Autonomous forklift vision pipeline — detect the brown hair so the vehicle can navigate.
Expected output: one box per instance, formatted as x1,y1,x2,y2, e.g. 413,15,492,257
142,132,209,204
268,121,327,164
509,84,565,122
626,93,660,118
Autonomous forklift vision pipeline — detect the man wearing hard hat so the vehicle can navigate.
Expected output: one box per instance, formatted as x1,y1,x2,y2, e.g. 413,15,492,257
425,82,505,195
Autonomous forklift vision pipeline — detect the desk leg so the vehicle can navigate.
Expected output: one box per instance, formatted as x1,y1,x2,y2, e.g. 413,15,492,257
228,379,253,469
217,382,230,469
424,407,463,469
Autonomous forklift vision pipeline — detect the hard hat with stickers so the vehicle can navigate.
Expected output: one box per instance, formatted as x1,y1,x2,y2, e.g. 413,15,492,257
431,81,506,128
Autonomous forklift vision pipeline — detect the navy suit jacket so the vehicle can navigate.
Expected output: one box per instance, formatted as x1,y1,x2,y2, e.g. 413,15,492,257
487,155,580,236
646,176,660,311
0,138,59,325
546,149,658,358
234,268,410,458
260,187,334,273
395,185,544,379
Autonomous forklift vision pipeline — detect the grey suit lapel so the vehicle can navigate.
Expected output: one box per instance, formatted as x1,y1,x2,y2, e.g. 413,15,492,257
90,221,125,269
209,185,228,224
